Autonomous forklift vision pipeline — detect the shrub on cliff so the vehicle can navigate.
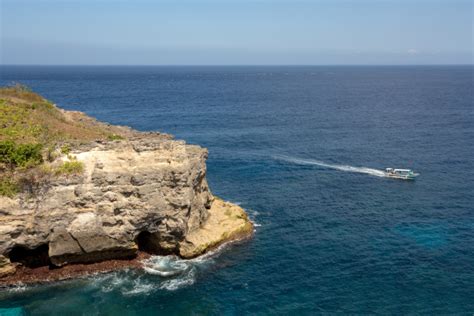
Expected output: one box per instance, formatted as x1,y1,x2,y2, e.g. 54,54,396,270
55,160,84,175
0,85,128,197
107,134,125,141
60,144,71,155
0,178,19,198
0,140,43,169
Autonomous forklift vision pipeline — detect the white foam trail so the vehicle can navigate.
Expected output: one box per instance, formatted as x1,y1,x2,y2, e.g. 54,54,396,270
274,155,386,177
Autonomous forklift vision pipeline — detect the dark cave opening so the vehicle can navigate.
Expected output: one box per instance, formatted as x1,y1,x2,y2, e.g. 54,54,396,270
9,244,51,268
136,231,169,255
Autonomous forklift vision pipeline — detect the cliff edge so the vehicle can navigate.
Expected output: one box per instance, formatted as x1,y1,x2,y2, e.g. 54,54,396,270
0,85,253,282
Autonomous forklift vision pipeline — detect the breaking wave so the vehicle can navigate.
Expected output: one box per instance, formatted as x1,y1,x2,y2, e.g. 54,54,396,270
142,255,190,277
274,155,386,177
89,257,198,295
90,242,236,295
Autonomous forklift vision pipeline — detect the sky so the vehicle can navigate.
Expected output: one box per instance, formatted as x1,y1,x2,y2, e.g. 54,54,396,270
0,0,472,65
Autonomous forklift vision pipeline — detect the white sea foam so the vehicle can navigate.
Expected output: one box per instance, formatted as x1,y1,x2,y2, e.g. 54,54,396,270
158,268,196,291
137,247,222,291
92,227,247,294
121,278,156,296
274,155,386,177
141,236,247,290
92,272,157,296
246,209,262,228
142,255,190,277
97,272,127,293
3,283,28,294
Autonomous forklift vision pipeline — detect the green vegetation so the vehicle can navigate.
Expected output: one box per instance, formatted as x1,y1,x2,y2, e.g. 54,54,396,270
55,160,84,175
0,84,126,145
0,83,44,104
60,144,71,155
107,134,125,141
0,140,43,169
0,178,19,198
0,84,128,197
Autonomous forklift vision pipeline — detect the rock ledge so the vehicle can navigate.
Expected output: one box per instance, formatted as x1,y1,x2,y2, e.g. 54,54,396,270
0,126,253,282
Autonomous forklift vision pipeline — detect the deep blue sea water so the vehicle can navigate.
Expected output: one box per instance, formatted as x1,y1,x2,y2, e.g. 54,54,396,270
0,66,473,315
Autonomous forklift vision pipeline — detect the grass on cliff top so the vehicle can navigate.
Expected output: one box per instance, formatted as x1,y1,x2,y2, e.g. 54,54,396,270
0,84,125,145
0,84,126,197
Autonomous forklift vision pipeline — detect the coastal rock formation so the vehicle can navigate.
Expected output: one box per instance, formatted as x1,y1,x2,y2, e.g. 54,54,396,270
0,89,253,279
0,255,15,277
179,198,253,258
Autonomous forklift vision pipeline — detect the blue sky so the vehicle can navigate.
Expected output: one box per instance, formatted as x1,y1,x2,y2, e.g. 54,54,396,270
1,0,472,65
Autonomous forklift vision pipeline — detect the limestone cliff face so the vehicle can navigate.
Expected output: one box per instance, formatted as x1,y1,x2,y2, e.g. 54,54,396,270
0,134,252,276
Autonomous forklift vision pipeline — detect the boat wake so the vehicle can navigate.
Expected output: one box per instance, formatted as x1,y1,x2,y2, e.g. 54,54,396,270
274,155,386,177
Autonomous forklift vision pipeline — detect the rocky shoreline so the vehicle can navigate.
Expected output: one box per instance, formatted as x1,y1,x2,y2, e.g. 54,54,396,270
0,252,150,287
0,88,254,285
0,229,253,287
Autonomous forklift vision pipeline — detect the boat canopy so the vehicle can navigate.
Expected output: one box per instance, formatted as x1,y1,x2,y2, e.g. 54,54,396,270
385,168,414,174
393,169,412,172
384,167,418,179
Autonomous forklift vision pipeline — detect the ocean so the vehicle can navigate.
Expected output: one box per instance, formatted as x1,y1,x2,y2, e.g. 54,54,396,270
0,65,473,315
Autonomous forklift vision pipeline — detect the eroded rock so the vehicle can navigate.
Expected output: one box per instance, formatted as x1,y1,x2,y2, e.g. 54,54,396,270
179,199,254,258
0,135,253,272
0,255,15,277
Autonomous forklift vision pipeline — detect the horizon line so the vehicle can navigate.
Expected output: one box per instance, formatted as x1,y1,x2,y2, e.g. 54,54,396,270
1,64,473,67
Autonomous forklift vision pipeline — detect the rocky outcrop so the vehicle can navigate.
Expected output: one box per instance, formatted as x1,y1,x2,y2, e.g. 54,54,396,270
0,134,253,277
0,255,15,277
179,199,254,258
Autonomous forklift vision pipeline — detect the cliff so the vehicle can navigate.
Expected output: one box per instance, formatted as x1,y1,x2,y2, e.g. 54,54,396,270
0,86,253,281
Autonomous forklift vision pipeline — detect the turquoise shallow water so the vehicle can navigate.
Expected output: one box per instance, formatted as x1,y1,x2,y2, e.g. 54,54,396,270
0,66,473,315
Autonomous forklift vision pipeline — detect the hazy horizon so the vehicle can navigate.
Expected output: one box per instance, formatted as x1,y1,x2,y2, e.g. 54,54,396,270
1,64,473,67
1,0,472,65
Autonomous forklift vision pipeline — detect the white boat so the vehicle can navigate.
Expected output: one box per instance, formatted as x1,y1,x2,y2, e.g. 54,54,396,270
384,168,419,180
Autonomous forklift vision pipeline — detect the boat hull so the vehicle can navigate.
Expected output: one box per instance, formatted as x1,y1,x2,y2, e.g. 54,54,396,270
384,173,418,180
